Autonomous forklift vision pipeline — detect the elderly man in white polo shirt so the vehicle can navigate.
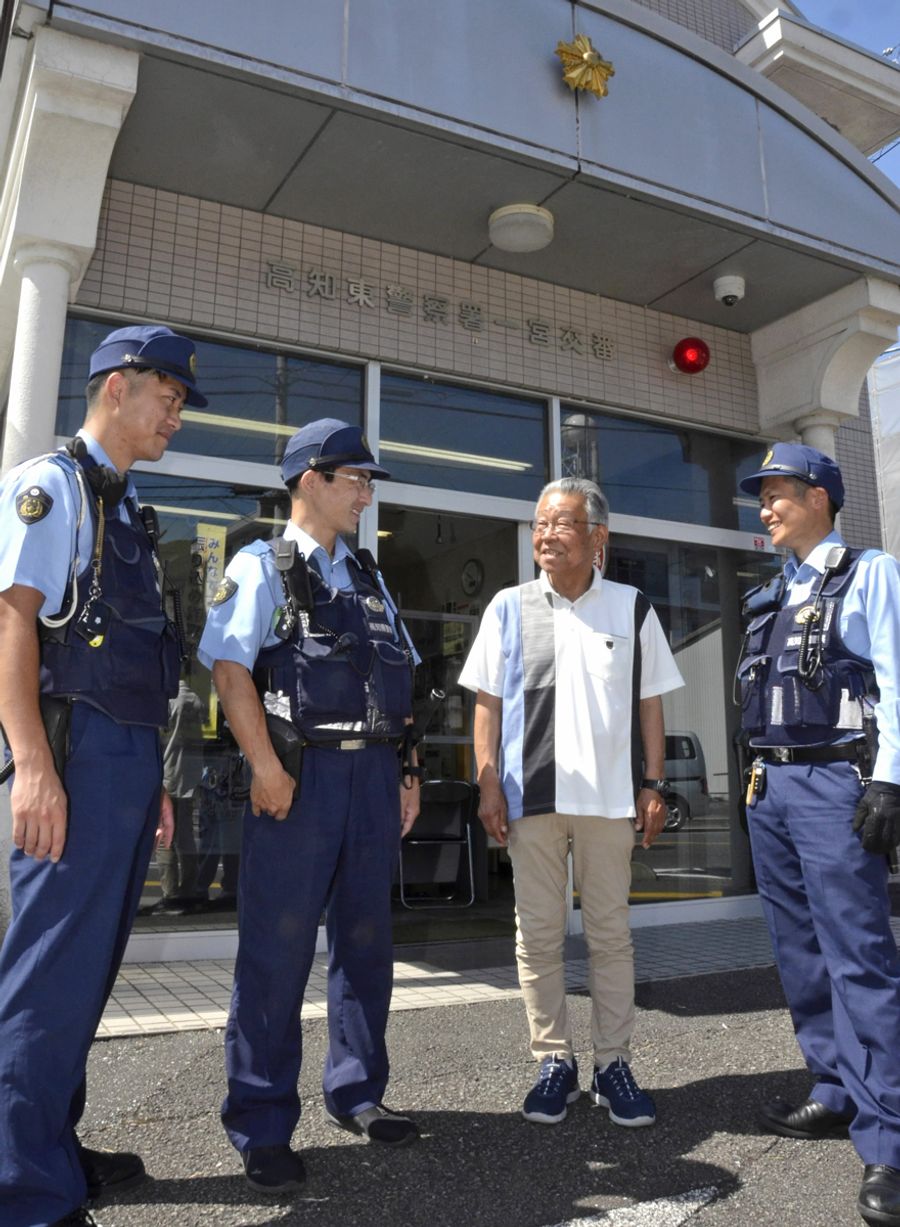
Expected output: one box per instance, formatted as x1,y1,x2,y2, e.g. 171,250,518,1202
459,476,683,1128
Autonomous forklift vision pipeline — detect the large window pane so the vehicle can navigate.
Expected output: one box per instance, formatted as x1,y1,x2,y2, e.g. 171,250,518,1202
561,406,763,531
600,536,781,904
128,471,290,929
57,316,363,466
380,372,547,499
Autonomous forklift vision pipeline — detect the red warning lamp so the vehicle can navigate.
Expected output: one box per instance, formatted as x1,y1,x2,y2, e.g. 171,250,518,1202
670,337,710,374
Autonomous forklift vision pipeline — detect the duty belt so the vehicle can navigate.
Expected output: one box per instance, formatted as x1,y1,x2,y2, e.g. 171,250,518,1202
306,737,399,751
752,742,865,765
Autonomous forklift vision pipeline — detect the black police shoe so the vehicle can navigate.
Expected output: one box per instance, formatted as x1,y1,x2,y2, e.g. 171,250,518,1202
52,1207,103,1226
758,1096,854,1139
77,1143,146,1200
326,1103,419,1146
859,1165,900,1226
242,1145,306,1193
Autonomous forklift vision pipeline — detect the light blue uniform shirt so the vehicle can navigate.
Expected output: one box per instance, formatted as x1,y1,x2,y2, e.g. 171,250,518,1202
198,522,416,672
0,430,137,620
782,531,900,784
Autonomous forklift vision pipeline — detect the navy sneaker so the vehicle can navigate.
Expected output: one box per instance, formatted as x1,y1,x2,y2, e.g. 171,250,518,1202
521,1055,580,1124
590,1058,656,1127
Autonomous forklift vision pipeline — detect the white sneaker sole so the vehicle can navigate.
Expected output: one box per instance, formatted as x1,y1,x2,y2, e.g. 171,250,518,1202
590,1089,655,1127
522,1087,581,1125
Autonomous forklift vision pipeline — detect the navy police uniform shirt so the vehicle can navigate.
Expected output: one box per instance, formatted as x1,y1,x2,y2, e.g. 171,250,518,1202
0,430,138,617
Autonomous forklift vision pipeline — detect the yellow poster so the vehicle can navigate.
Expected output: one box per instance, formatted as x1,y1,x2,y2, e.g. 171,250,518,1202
194,523,227,735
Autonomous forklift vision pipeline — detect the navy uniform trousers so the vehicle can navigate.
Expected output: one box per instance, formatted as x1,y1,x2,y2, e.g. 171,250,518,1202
748,758,900,1166
222,742,401,1153
0,704,162,1227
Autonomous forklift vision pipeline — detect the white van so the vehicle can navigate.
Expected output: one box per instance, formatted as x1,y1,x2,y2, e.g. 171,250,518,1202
663,732,709,832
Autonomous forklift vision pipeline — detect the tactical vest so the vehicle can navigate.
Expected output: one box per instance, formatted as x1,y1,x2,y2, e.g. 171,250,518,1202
39,453,180,726
737,550,875,748
252,542,413,742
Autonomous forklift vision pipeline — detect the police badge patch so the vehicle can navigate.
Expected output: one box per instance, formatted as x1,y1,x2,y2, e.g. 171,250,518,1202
212,577,238,605
16,486,53,524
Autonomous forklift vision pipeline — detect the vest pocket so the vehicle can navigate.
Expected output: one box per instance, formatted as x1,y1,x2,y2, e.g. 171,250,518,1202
105,615,169,690
294,644,367,725
372,640,413,720
744,611,777,656
736,654,769,734
777,660,842,730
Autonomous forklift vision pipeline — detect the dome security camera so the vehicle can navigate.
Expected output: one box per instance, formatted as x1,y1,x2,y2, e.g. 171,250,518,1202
714,275,745,307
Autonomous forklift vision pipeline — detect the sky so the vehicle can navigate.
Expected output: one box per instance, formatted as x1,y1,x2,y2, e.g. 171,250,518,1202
791,0,900,183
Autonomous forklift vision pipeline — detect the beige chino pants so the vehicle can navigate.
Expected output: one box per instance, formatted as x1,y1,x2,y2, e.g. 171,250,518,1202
507,811,636,1069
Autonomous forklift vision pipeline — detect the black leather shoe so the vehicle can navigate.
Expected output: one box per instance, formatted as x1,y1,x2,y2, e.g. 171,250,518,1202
326,1103,419,1146
859,1165,900,1226
77,1143,146,1200
242,1145,306,1193
52,1208,102,1226
758,1096,854,1139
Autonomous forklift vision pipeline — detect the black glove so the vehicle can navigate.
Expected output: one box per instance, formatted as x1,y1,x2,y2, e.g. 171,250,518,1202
852,781,900,854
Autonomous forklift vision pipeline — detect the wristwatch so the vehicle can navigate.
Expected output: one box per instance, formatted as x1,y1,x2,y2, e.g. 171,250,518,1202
641,778,669,794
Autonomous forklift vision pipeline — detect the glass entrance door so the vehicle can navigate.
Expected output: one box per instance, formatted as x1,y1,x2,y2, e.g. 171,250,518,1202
378,504,520,775
379,505,520,938
603,535,781,905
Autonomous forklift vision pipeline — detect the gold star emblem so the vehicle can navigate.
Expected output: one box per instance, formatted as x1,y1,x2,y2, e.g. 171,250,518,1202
555,34,615,98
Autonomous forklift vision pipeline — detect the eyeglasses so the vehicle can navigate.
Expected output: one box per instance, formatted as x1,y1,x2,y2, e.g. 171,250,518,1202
330,471,377,493
530,518,600,535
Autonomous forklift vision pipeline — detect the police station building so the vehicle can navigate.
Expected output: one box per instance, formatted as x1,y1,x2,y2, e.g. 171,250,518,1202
1,0,900,958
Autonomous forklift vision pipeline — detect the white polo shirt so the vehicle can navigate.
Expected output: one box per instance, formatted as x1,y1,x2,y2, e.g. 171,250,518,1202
459,569,683,819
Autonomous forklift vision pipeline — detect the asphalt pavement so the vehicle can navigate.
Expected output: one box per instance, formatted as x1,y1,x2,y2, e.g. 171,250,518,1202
79,960,874,1227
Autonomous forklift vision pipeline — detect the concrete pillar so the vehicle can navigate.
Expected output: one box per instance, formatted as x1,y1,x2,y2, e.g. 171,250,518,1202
2,244,80,474
751,277,900,443
793,411,844,458
0,23,139,457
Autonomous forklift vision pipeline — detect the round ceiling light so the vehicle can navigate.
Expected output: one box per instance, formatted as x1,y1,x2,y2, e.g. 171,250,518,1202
488,204,555,253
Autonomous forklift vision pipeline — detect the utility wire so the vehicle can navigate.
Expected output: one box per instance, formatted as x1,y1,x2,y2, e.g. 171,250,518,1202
873,137,900,164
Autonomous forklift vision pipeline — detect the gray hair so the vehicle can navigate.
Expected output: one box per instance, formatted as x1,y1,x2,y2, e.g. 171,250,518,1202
537,477,609,527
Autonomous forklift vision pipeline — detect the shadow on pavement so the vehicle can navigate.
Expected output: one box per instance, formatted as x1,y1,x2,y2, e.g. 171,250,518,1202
103,1066,828,1227
635,964,787,1018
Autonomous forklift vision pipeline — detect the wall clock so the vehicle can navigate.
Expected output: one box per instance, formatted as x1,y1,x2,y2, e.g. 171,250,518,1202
460,557,484,596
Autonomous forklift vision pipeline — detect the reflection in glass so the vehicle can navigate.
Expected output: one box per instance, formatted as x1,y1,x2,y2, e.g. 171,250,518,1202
57,316,364,467
601,536,780,904
380,372,547,499
126,470,291,927
561,407,763,531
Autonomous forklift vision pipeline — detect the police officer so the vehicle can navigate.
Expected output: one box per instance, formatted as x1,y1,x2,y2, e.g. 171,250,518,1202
737,442,900,1227
0,325,207,1227
198,418,420,1194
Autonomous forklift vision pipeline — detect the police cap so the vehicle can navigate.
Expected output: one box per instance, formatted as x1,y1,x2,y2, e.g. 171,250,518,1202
739,442,844,510
280,418,391,484
89,325,208,408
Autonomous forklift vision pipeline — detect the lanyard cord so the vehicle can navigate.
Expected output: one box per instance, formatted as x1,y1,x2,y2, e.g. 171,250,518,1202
84,497,106,610
39,461,88,630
